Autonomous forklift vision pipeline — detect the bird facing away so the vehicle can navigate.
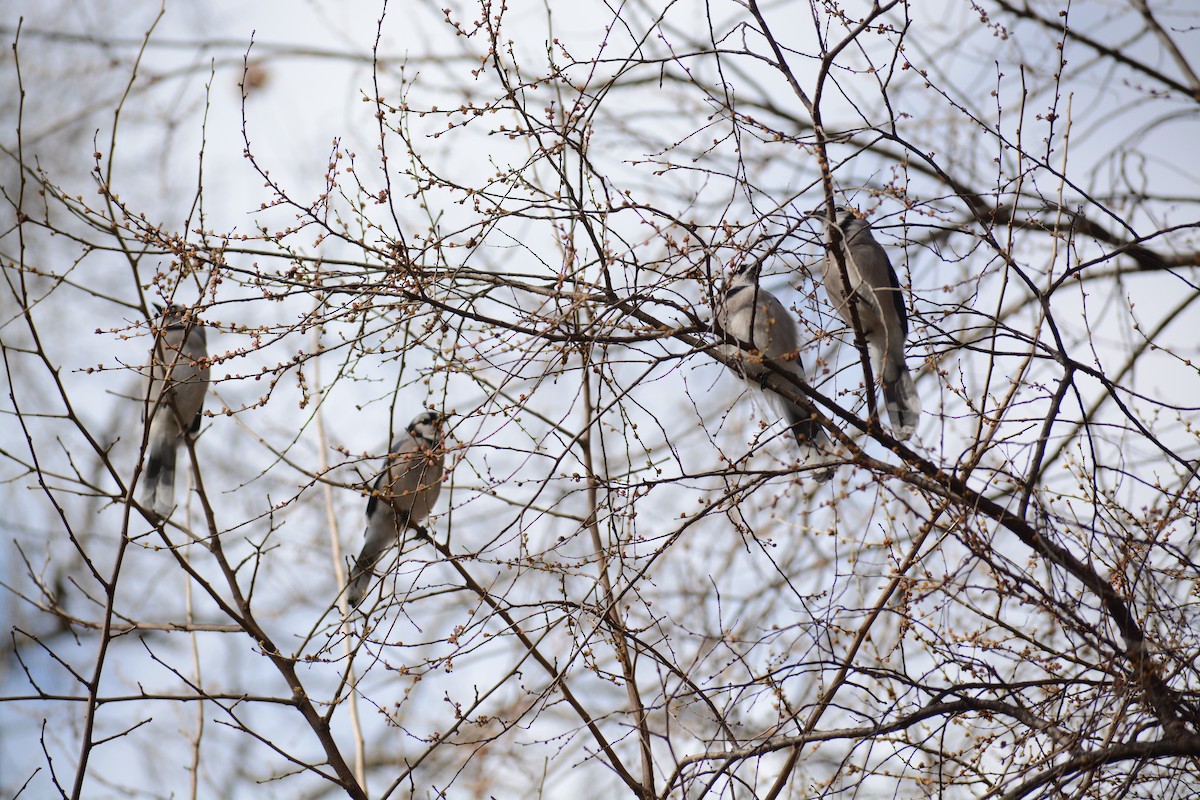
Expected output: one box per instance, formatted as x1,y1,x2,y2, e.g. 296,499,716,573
715,261,834,482
820,206,921,440
141,304,210,518
346,410,446,609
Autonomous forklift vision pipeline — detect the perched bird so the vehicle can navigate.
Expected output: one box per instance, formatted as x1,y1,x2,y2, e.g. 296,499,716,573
819,206,921,440
141,304,210,518
715,260,834,482
346,411,446,609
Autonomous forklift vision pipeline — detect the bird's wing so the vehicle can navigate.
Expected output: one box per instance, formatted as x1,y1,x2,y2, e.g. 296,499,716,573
365,432,413,518
757,291,803,365
851,233,907,339
884,261,908,338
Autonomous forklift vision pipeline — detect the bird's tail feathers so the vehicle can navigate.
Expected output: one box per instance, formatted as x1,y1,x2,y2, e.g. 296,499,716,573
346,512,413,610
779,399,836,483
141,440,178,517
346,553,381,609
883,368,921,441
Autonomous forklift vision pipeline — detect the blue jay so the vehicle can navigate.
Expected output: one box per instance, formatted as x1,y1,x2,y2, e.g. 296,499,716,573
715,261,834,482
820,207,921,440
346,411,446,609
141,304,210,518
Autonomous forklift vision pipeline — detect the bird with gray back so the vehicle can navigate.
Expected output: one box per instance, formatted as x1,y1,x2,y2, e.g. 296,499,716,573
346,411,446,609
141,304,210,518
715,261,835,482
819,206,921,440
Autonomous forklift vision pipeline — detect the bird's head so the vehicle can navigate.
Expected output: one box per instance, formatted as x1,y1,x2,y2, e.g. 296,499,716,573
153,303,181,322
152,303,205,340
725,257,762,290
810,203,860,228
407,410,447,444
809,204,867,242
832,205,860,228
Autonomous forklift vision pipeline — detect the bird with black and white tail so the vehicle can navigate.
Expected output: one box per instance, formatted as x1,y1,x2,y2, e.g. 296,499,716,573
141,304,210,518
346,410,446,609
818,206,921,441
715,260,835,483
